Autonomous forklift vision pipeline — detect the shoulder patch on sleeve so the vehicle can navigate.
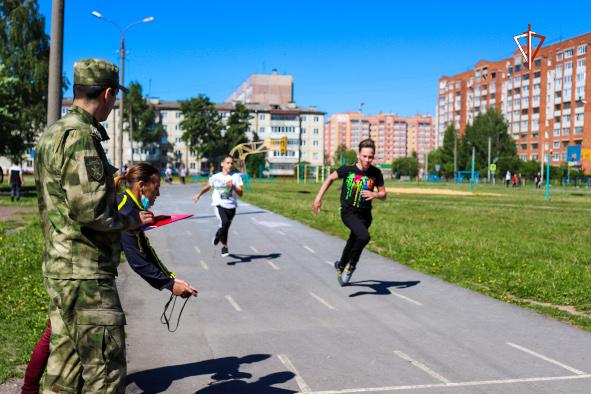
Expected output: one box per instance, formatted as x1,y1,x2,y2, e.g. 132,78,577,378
84,156,105,183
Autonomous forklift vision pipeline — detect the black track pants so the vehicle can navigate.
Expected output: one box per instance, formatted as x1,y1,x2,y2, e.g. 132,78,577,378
215,206,236,245
338,207,372,270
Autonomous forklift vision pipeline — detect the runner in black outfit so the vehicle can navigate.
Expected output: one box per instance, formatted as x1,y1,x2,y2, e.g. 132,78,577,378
312,138,386,286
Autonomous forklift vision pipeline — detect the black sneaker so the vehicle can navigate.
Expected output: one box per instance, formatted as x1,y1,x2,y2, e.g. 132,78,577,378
221,246,229,257
212,234,220,246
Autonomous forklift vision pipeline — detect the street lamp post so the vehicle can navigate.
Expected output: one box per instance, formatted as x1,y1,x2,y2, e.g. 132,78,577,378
92,11,154,169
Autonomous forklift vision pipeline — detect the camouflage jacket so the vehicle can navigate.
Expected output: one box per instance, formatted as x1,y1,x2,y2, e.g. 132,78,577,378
34,106,139,279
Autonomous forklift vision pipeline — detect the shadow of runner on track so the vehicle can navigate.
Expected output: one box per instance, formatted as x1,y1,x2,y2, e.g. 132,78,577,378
227,253,281,265
126,354,271,393
195,371,297,394
347,280,420,297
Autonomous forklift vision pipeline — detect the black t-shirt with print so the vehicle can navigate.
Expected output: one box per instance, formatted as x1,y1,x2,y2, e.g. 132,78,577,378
336,165,384,210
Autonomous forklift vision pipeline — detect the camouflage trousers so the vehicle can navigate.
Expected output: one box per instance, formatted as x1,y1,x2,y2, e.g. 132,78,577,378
43,277,127,394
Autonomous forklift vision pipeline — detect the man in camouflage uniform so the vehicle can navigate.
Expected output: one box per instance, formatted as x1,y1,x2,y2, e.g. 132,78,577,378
34,59,153,393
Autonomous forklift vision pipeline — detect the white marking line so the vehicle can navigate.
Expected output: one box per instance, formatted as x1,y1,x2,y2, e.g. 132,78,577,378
225,295,242,312
303,245,315,254
306,374,591,393
391,291,423,306
232,230,239,235
506,342,585,375
266,260,280,270
277,354,312,393
277,230,286,236
200,260,209,271
194,246,201,254
250,246,259,253
394,350,449,384
324,260,334,266
309,292,335,310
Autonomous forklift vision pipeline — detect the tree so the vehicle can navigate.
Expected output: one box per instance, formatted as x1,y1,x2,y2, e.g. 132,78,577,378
180,94,223,161
520,160,541,178
0,0,50,158
392,156,419,178
333,144,357,166
0,64,18,155
459,108,519,175
221,102,249,155
125,81,163,146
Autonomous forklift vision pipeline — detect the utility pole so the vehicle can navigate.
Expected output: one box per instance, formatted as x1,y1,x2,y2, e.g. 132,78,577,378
46,0,65,126
540,143,545,183
470,144,475,192
425,150,429,181
118,35,125,170
453,129,458,184
129,102,133,164
487,136,491,183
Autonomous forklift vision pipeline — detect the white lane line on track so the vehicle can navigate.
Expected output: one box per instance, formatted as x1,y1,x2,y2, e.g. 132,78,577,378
199,260,209,270
324,260,334,266
225,295,242,312
303,245,315,254
306,374,591,393
232,230,239,235
250,246,259,253
266,260,280,270
277,354,312,393
277,230,286,236
506,342,585,375
391,291,423,306
194,246,201,254
394,350,449,384
309,292,335,310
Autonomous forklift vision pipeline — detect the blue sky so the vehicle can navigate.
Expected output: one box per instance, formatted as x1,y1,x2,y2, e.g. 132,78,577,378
38,0,591,117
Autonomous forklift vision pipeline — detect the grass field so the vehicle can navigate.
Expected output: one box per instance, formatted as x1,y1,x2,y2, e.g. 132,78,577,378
241,179,591,331
0,180,47,383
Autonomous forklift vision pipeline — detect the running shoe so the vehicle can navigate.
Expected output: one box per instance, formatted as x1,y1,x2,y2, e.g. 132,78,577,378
212,233,220,246
221,246,229,257
334,261,345,286
340,263,355,286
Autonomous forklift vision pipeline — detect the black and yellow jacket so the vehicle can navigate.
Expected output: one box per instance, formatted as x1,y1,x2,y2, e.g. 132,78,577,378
117,189,175,290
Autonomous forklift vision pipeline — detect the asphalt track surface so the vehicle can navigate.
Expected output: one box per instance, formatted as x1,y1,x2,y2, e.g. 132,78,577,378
120,183,591,393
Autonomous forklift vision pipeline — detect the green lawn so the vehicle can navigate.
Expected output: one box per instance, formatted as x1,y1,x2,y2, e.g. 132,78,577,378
241,178,591,331
0,185,46,383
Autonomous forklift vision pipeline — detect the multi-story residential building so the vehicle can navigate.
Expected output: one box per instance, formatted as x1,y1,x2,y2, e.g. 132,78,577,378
226,70,294,105
324,112,436,166
437,31,591,171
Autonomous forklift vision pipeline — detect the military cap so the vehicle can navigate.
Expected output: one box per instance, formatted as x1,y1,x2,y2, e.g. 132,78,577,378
74,58,128,92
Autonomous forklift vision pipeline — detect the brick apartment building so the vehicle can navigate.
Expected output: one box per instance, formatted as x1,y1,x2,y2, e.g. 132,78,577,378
437,31,591,172
324,112,435,167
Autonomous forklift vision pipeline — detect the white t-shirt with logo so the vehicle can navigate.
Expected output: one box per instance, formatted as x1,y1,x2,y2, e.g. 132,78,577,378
209,172,243,209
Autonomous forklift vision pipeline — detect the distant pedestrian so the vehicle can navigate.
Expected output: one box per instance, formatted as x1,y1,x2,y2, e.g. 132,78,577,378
9,160,24,201
512,174,518,189
312,138,386,286
179,166,187,184
165,164,173,184
505,171,511,188
535,172,542,189
193,155,243,257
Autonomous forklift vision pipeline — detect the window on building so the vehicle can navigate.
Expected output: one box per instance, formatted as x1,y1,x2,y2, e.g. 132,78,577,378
564,49,574,58
301,128,306,134
556,52,563,61
259,113,266,120
313,128,319,134
259,127,265,133
162,112,168,119
578,45,587,55
313,116,319,122
313,140,319,147
577,59,586,68
566,62,573,70
534,58,542,67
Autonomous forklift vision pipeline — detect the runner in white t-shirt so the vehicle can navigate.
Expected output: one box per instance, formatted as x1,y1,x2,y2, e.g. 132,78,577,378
192,155,243,256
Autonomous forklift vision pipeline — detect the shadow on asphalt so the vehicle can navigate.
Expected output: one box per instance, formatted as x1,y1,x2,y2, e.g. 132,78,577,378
227,253,281,265
127,354,296,393
194,371,296,393
347,280,420,297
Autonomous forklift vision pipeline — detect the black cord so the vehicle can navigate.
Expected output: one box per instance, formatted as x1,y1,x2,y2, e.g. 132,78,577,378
160,293,190,332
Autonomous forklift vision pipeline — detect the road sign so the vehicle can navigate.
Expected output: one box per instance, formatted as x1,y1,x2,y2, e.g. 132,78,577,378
583,149,591,161
489,163,497,172
280,136,287,154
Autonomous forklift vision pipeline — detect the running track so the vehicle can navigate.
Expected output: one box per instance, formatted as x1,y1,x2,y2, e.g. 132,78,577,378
120,183,591,393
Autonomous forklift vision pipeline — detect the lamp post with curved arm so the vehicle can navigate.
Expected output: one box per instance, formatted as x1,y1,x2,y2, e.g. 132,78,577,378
92,11,154,169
